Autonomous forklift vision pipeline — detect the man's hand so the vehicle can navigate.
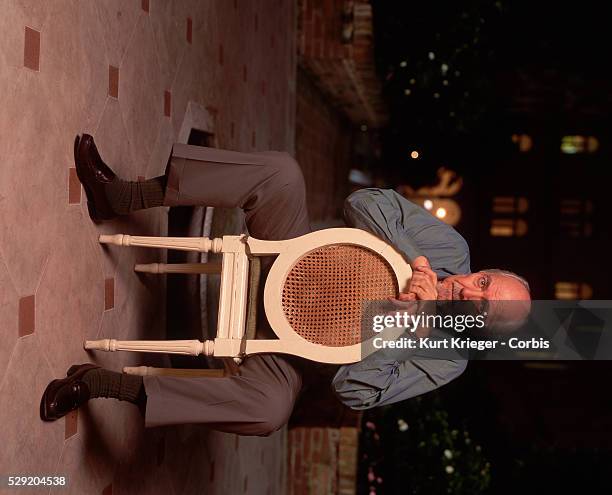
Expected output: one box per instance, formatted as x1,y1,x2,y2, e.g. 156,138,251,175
398,256,438,301
386,256,437,339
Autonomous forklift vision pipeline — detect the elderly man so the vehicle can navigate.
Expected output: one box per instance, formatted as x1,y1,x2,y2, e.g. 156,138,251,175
40,135,531,434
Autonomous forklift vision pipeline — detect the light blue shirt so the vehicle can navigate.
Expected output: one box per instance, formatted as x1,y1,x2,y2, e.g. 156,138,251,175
332,188,470,409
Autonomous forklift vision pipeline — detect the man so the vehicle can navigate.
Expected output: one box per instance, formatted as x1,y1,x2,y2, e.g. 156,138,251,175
40,135,531,434
331,188,531,409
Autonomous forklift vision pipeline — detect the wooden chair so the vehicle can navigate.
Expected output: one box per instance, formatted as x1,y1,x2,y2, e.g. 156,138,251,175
84,228,412,375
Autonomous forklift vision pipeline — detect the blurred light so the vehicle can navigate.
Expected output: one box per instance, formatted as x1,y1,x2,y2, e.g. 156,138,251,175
360,124,368,132
587,136,600,152
433,92,440,99
404,88,411,95
422,198,462,225
410,150,419,159
490,219,528,237
454,70,461,77
493,196,529,214
449,111,455,117
399,60,407,67
441,63,449,74
428,51,435,60
409,78,416,84
555,282,593,300
512,134,533,152
442,79,449,86
561,135,599,154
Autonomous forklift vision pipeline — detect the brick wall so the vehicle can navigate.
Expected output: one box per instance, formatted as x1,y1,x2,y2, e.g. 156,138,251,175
296,68,353,223
298,0,351,60
297,0,387,127
287,427,360,495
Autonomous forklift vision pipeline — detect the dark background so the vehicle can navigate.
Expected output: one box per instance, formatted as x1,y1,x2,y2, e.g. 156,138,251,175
363,1,612,492
371,0,611,298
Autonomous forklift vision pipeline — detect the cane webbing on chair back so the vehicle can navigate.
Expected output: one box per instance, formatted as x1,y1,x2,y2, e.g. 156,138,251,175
281,244,398,347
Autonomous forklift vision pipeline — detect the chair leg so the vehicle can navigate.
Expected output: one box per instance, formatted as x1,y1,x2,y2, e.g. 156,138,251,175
99,234,223,253
123,366,225,377
84,338,215,356
134,262,223,274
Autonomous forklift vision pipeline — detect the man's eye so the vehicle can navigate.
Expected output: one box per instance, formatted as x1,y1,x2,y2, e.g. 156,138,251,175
478,277,487,288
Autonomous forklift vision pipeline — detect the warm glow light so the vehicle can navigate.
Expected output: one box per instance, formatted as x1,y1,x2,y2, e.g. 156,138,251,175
424,199,433,210
555,282,593,300
360,124,368,132
435,207,447,218
410,151,419,159
512,134,533,152
561,135,599,154
399,60,407,67
404,88,411,95
587,136,599,152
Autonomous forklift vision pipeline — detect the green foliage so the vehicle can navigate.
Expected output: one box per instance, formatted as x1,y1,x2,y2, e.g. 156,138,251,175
372,0,507,141
360,394,491,494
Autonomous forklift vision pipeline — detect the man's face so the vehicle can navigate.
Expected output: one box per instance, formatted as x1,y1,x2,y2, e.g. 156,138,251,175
436,271,531,328
436,271,530,302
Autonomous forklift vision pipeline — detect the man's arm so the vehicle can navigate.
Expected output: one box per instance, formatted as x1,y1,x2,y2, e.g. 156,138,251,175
344,188,470,277
332,356,468,410
336,188,470,410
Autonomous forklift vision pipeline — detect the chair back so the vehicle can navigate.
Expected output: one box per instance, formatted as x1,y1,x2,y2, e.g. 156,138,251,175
259,228,412,363
281,244,398,347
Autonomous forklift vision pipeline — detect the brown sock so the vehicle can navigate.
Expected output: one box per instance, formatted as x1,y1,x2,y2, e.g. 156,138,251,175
104,175,166,215
82,368,147,415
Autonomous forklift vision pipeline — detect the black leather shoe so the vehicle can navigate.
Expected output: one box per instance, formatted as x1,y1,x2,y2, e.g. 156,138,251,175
40,363,101,421
74,134,118,223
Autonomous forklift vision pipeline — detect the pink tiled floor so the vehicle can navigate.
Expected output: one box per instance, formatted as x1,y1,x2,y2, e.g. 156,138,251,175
0,1,294,493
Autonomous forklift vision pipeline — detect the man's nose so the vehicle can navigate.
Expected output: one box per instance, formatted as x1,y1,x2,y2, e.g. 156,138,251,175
460,287,485,300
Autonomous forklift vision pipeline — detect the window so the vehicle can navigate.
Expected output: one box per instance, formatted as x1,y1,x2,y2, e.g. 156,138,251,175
560,199,593,215
555,282,593,300
490,219,528,237
560,199,593,238
492,196,529,214
511,134,533,152
490,196,529,237
560,135,599,154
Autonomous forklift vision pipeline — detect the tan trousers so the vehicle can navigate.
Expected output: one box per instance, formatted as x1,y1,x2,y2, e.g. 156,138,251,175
143,144,310,436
